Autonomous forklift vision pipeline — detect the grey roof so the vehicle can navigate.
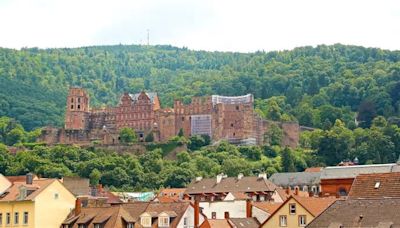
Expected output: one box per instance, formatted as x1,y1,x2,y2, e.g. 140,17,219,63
229,218,260,228
184,176,277,194
211,94,253,105
62,177,90,196
321,163,400,180
269,172,321,187
307,198,400,228
129,92,158,103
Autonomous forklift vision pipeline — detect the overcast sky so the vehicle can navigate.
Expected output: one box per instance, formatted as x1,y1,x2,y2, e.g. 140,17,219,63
0,0,399,52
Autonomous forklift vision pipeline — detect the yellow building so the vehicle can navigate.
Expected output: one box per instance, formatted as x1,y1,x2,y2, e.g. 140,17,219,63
0,174,76,228
261,196,336,228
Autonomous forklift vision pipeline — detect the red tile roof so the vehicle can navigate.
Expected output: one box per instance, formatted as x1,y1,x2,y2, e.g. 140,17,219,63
348,172,400,199
252,202,282,214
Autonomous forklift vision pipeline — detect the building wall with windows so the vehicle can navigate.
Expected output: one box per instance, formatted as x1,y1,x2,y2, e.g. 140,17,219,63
34,180,76,228
199,200,247,220
261,198,313,228
0,201,34,228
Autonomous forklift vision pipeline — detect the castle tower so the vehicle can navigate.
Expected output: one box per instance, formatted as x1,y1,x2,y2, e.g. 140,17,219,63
65,87,90,130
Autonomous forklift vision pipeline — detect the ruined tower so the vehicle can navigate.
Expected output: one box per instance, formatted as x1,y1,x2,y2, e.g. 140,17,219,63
65,88,90,130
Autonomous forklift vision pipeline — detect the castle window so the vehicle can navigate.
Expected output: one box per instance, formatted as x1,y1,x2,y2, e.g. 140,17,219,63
78,97,81,103
182,117,185,121
236,106,239,110
233,132,236,136
71,105,74,110
77,105,81,110
71,98,74,103
231,123,234,127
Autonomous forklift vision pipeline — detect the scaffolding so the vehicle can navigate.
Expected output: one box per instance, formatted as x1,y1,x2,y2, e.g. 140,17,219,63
191,114,212,137
211,94,253,106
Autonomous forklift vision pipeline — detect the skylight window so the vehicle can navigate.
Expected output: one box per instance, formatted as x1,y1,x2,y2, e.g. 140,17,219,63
374,182,380,189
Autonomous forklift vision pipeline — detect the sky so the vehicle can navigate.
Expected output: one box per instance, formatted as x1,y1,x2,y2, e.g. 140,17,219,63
0,0,399,52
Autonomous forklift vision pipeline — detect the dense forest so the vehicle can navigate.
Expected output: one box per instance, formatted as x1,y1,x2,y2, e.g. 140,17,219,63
1,44,400,130
1,114,400,190
1,44,400,190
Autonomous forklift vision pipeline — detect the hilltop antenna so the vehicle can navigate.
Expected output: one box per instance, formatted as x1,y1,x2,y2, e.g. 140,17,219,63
147,29,150,46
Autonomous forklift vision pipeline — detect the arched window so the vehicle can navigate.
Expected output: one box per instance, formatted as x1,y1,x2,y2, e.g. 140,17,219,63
338,188,347,196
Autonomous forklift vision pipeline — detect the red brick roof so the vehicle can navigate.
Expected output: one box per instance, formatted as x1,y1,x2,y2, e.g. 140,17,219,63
293,196,337,217
348,172,400,199
304,167,323,172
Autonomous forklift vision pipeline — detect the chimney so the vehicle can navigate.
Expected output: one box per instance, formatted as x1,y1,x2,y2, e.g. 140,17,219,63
258,172,267,180
97,184,103,193
216,173,225,184
195,176,203,182
286,187,291,195
295,188,299,196
75,198,82,216
237,173,244,180
246,199,252,218
194,197,200,228
26,173,33,185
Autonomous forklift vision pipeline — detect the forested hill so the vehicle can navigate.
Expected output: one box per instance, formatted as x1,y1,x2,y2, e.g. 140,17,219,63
1,44,400,130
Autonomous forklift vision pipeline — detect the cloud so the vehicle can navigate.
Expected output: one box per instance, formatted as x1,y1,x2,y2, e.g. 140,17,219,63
0,0,399,52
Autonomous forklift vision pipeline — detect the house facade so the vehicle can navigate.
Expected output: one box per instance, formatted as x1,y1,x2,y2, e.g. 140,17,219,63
0,174,76,228
261,196,336,228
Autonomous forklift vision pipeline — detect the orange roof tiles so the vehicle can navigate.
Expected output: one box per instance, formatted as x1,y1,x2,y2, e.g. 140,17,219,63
293,196,337,216
348,172,400,199
252,202,282,214
0,179,56,202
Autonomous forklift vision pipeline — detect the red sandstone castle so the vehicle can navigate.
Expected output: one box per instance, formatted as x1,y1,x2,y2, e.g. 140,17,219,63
41,88,300,147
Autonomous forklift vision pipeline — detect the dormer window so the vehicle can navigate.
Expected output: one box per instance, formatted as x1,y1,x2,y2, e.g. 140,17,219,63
141,216,151,227
158,216,170,227
126,223,134,228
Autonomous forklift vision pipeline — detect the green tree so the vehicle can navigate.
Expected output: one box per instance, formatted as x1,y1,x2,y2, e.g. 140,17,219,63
144,132,154,142
89,168,102,186
281,147,296,172
119,127,137,143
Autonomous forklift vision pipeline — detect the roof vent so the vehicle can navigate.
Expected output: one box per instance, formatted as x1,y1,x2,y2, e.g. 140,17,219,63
374,182,380,189
237,173,244,180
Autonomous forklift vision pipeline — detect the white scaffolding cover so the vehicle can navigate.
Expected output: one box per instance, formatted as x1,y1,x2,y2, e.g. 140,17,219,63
211,94,253,105
191,114,212,137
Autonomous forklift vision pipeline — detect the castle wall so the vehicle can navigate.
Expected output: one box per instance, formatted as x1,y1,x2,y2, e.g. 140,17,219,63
40,88,300,147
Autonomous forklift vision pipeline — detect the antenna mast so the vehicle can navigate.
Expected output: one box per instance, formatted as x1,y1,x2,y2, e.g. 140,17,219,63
147,29,150,46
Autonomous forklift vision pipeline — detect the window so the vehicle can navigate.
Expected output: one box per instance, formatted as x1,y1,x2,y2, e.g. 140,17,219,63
158,216,169,227
141,217,151,227
375,182,381,189
338,188,347,196
224,212,230,219
94,224,102,228
211,212,216,219
71,105,74,110
23,212,28,224
126,223,134,228
0,213,2,225
289,203,296,214
298,215,306,226
14,212,19,224
54,193,59,199
78,224,87,228
6,213,10,225
183,217,188,228
279,215,287,227
77,104,81,110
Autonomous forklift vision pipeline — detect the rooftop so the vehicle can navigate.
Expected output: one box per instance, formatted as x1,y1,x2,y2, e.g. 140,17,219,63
269,172,321,187
348,172,400,199
185,175,276,195
307,198,400,228
0,179,56,202
321,163,400,179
